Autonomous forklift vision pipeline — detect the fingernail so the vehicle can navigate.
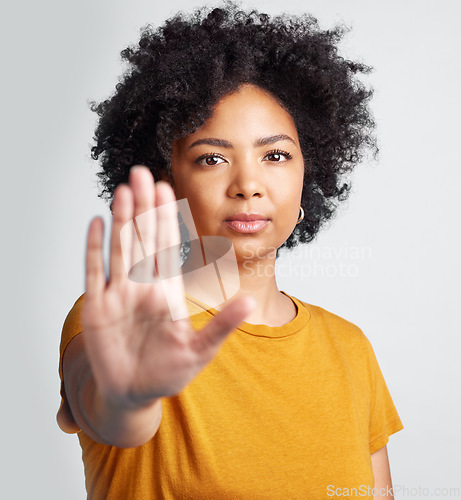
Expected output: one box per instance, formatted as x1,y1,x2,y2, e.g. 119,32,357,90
130,165,145,174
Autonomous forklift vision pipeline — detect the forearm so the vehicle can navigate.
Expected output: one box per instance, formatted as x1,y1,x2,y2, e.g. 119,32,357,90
371,446,394,499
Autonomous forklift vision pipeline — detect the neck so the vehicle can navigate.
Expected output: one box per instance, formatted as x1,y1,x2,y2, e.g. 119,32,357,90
233,255,290,325
182,246,295,326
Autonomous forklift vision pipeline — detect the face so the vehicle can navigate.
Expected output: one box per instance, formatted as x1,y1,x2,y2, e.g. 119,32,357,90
171,84,305,263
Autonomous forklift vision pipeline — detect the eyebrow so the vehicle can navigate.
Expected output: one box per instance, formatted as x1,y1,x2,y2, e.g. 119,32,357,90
187,134,297,150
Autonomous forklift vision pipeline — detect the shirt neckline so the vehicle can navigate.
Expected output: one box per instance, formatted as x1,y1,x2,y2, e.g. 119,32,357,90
185,292,311,339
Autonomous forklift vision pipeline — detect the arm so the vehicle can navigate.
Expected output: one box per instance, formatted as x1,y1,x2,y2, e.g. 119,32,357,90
61,166,254,448
371,446,394,499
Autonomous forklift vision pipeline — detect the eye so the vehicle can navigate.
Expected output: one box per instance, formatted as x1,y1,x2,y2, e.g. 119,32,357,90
264,149,293,162
195,153,226,166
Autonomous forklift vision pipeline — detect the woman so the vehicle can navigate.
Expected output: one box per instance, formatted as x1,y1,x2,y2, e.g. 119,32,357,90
57,3,403,498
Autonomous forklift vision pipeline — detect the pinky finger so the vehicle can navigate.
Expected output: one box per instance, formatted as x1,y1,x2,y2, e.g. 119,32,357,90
85,217,106,298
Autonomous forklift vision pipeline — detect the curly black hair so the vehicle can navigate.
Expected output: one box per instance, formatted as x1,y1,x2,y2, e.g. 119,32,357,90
91,0,377,251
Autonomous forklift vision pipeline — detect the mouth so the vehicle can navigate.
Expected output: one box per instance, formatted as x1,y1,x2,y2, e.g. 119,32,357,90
224,213,271,234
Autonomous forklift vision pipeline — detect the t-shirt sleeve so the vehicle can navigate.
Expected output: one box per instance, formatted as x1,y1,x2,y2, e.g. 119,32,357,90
363,336,404,454
57,293,86,433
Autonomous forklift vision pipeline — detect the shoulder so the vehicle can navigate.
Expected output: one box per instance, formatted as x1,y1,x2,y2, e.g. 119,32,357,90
297,297,366,339
292,296,387,398
62,294,86,336
292,296,375,360
60,293,86,362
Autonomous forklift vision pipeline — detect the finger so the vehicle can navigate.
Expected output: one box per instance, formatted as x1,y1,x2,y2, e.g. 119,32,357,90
191,295,256,358
109,184,134,287
85,217,106,299
129,166,156,282
154,181,189,320
155,181,181,277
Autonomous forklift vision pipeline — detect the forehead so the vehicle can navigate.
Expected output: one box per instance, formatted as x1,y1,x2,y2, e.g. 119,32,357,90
176,84,300,149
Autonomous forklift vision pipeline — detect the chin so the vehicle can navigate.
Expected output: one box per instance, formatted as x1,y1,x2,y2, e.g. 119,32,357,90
232,239,279,263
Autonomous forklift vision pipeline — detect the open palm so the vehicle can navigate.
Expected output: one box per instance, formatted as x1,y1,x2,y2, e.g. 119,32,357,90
81,166,254,411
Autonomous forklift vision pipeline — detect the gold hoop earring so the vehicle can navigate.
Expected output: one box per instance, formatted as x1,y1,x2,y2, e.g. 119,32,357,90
296,207,304,224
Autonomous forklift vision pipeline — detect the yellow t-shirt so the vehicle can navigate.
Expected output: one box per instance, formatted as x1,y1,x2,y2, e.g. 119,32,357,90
58,293,403,499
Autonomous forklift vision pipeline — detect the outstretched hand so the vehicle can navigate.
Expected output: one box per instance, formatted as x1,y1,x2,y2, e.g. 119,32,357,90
81,166,255,411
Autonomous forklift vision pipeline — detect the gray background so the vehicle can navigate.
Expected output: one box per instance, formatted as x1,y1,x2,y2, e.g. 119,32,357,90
1,0,460,498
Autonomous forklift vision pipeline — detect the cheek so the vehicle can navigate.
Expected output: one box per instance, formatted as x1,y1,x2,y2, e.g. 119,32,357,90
186,175,223,207
274,171,304,206
292,172,304,206
179,187,220,231
173,174,202,203
273,174,304,231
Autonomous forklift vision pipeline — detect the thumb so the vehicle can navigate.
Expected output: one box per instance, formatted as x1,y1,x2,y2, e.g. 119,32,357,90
190,295,256,360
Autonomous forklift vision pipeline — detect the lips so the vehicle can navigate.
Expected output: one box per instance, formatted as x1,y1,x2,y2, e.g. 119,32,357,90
224,213,270,234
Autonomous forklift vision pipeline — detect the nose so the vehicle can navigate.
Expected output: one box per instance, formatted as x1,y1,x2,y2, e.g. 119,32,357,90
227,162,264,199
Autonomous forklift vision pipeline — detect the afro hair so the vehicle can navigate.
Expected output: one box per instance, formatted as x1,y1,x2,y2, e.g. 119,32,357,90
91,0,377,250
